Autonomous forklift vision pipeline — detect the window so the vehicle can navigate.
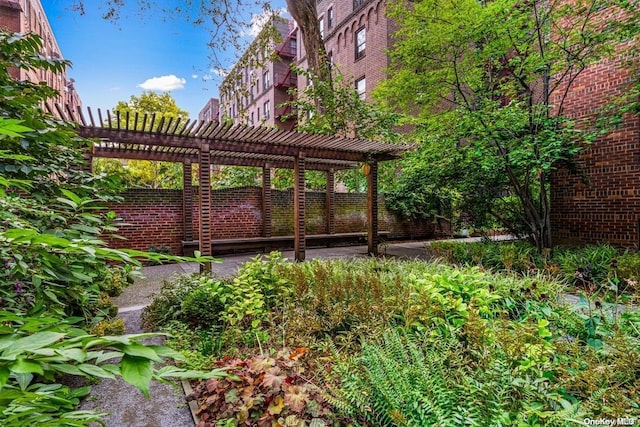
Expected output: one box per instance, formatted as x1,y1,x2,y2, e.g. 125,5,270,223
319,17,325,38
328,51,333,69
250,112,255,125
327,7,334,29
263,71,271,89
356,76,366,100
355,27,366,60
263,100,271,119
353,0,366,10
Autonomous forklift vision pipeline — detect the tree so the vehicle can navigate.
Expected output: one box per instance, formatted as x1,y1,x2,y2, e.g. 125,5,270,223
378,0,639,251
290,67,403,193
94,92,189,189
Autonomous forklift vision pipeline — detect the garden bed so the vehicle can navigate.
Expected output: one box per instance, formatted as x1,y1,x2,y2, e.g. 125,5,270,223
143,248,640,426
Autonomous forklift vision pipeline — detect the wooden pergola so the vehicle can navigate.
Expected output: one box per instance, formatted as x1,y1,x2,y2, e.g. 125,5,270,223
56,105,410,265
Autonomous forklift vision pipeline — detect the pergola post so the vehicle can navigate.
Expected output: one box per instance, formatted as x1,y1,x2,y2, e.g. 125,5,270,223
262,164,272,238
326,168,335,234
294,154,306,261
198,144,212,272
367,161,379,256
183,159,194,242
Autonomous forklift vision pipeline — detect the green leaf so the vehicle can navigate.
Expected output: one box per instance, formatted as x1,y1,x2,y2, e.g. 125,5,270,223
10,358,44,375
120,355,153,397
3,332,65,358
0,366,10,388
78,363,116,379
51,363,85,376
118,343,162,362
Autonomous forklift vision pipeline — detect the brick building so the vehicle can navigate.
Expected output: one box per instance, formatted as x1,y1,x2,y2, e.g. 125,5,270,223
198,98,220,123
298,0,391,101
218,18,297,130
551,47,640,248
0,0,81,113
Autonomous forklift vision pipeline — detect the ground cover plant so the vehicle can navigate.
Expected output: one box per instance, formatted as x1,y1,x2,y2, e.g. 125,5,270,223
427,240,640,304
144,251,640,426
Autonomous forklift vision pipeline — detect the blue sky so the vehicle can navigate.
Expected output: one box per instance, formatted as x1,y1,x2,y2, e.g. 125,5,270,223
42,1,287,118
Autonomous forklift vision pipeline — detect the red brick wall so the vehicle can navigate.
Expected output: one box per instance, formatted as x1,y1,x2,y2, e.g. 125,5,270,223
104,186,439,255
551,50,640,248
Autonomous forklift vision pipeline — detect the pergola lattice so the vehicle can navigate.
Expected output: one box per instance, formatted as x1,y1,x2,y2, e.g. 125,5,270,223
56,104,411,264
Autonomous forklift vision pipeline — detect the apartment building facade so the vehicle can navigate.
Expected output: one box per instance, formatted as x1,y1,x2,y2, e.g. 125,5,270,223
0,0,81,112
299,0,391,100
198,98,221,123
219,18,297,130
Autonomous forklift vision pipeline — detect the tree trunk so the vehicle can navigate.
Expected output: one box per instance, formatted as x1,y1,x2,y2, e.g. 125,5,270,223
285,0,330,83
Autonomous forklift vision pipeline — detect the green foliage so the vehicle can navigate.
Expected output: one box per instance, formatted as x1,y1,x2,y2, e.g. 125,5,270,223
329,329,511,426
141,273,207,330
90,318,126,336
380,0,640,250
151,252,640,424
92,91,189,189
0,31,223,424
555,244,619,288
285,67,403,193
180,278,227,328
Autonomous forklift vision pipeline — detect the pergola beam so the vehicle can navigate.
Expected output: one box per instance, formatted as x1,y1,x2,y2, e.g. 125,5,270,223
68,105,413,263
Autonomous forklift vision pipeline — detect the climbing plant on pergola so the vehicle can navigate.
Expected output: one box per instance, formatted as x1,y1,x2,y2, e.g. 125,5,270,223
56,104,410,265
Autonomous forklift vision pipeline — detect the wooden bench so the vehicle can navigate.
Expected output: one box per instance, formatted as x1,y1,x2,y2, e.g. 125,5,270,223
182,231,390,256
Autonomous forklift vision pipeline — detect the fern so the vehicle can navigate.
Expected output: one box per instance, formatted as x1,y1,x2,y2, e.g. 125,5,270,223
325,329,538,426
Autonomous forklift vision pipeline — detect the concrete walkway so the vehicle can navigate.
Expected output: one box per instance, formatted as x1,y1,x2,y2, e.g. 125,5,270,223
85,237,510,426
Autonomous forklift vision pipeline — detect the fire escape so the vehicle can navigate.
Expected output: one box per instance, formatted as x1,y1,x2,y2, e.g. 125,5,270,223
274,29,297,123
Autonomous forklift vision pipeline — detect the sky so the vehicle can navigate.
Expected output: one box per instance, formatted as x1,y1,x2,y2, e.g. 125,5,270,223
41,1,287,119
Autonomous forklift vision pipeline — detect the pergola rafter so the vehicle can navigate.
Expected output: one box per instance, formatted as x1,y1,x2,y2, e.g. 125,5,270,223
60,105,412,265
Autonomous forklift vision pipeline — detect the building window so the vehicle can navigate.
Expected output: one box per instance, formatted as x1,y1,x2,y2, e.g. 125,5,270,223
263,71,271,89
319,17,325,38
328,51,333,69
251,111,255,125
327,8,334,29
263,100,271,119
356,76,366,100
355,27,366,60
353,0,366,10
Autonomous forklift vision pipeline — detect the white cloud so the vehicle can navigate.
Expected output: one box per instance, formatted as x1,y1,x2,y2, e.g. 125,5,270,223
191,74,199,79
137,75,186,91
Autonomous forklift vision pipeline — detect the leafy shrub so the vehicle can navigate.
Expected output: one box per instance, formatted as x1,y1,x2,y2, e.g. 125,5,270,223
427,240,544,273
181,278,228,328
328,329,511,426
141,273,209,330
90,318,126,336
97,266,133,297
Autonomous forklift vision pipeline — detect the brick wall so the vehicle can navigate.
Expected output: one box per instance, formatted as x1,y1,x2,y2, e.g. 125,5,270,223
104,186,440,255
551,50,640,248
